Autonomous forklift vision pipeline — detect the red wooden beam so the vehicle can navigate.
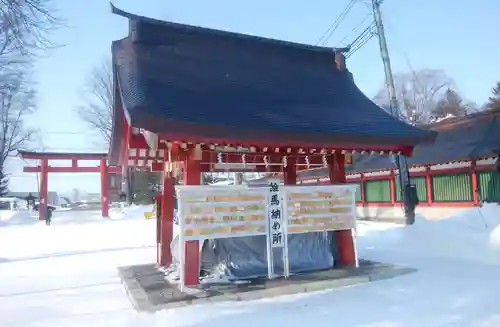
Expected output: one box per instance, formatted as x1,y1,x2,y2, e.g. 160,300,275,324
19,151,108,160
158,132,414,156
194,151,345,166
129,133,168,150
24,166,121,173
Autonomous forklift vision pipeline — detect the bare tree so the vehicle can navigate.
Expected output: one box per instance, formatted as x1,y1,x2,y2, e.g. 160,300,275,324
486,81,500,111
0,69,36,155
77,58,113,142
0,0,62,194
0,0,62,68
430,89,469,122
0,66,37,194
373,69,456,125
77,59,166,205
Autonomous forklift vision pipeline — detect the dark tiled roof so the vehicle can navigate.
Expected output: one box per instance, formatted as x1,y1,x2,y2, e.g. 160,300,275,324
292,110,500,178
110,5,435,159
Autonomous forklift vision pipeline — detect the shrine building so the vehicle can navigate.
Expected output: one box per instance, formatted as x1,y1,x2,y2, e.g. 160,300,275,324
108,5,436,287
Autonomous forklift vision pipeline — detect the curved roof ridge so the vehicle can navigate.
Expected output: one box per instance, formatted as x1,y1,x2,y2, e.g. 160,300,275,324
110,2,337,56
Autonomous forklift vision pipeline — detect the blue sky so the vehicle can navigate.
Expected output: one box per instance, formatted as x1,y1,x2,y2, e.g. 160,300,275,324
8,0,499,194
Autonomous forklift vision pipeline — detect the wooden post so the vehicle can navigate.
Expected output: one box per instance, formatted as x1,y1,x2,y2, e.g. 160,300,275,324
160,173,175,267
389,169,396,204
360,173,366,205
328,153,356,266
39,159,48,221
425,167,433,206
100,159,109,218
471,160,480,206
154,194,161,264
283,157,297,185
183,152,202,286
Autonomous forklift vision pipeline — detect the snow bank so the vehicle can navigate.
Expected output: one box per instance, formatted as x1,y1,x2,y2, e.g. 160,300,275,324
0,213,157,260
361,204,500,266
2,203,500,326
0,210,37,226
412,204,500,265
53,207,72,212
108,204,153,220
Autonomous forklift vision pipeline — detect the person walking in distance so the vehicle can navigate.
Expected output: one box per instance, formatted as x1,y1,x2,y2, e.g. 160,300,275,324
45,206,53,225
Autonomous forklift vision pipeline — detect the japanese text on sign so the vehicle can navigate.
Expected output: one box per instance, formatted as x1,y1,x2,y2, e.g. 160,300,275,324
282,185,357,234
175,186,269,240
268,181,284,247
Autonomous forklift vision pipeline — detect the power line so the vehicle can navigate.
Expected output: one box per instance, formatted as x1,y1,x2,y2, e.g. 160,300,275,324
338,13,371,45
345,21,376,58
44,131,99,135
316,0,357,46
45,132,86,135
348,21,374,49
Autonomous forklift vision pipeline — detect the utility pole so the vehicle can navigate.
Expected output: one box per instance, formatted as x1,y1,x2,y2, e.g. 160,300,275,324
371,0,415,225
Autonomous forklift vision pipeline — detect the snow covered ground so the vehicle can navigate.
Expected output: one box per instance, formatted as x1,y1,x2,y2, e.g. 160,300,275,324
0,204,499,326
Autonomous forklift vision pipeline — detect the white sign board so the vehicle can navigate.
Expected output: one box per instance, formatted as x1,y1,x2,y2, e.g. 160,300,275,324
175,185,272,290
281,184,359,276
174,183,358,288
175,186,269,241
266,179,289,279
281,184,357,234
267,180,285,248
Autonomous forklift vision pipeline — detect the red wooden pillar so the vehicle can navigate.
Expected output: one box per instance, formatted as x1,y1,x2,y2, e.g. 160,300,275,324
425,167,433,206
100,159,109,217
39,159,49,221
159,173,175,267
471,161,480,206
328,153,356,266
360,173,366,205
283,157,297,185
183,154,202,286
154,194,161,264
389,169,396,205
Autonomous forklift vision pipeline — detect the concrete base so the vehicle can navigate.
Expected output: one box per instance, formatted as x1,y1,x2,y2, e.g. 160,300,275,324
118,260,416,312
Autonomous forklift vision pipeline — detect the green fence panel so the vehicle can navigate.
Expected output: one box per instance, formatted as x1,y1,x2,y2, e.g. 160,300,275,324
395,176,427,202
364,180,391,202
431,173,473,202
478,171,500,202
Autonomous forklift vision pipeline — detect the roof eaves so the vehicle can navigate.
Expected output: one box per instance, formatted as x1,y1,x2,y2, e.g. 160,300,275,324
108,45,128,166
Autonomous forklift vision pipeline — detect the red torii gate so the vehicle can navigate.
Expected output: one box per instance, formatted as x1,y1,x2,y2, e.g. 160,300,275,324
18,151,121,220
